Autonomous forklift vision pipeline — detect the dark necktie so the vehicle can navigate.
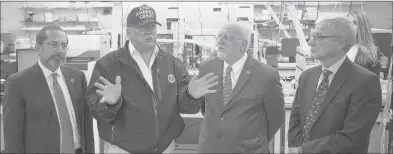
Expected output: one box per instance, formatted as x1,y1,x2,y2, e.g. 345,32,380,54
302,69,332,142
223,66,233,106
51,73,75,153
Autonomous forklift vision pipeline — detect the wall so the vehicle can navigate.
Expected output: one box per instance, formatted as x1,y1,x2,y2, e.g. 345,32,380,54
1,2,112,50
1,2,25,37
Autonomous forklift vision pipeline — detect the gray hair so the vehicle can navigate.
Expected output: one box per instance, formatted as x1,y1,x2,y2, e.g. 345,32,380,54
36,24,68,45
316,15,357,51
221,22,252,52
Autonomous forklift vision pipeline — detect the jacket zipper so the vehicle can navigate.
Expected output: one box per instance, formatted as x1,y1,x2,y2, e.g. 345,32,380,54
152,96,159,153
153,68,161,153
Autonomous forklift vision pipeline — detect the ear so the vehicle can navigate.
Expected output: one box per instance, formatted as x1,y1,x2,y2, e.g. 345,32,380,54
35,43,41,55
126,28,133,40
240,40,248,52
337,37,348,49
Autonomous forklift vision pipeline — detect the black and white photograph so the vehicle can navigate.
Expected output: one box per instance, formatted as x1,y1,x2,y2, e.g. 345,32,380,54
0,1,393,153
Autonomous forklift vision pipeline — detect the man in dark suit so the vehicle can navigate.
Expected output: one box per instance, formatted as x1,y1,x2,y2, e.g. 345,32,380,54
195,23,285,153
2,25,94,153
288,16,382,153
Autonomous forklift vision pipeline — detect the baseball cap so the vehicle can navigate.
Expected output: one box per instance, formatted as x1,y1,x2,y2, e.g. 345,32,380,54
127,4,162,28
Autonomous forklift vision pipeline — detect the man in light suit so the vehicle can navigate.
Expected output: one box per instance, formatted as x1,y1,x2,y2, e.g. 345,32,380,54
2,25,94,153
194,23,285,153
288,16,382,153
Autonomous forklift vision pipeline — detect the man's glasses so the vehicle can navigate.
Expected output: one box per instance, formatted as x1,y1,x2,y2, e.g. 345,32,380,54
43,41,69,50
311,35,338,40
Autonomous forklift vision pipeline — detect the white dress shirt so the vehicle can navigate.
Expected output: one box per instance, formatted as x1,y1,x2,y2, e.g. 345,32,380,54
103,41,175,154
129,41,159,91
223,52,248,89
317,55,347,89
37,60,80,149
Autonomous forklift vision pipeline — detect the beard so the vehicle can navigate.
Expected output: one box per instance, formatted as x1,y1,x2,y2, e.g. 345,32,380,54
43,54,66,71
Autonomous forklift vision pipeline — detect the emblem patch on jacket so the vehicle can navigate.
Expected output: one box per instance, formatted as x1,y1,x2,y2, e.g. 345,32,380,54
168,74,175,83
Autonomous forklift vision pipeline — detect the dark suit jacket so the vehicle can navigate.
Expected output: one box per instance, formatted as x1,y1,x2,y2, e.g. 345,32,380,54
197,55,285,153
288,57,382,153
2,63,94,153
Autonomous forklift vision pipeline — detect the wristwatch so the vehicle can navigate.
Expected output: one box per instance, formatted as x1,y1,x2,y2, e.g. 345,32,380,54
298,147,302,153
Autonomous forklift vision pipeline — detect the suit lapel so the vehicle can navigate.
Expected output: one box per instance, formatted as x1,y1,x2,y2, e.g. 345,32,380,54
223,55,254,110
312,58,349,126
302,66,322,121
60,66,81,131
213,59,224,112
33,63,60,125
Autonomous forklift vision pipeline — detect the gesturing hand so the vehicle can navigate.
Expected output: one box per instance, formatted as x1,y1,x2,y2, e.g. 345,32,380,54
188,72,219,99
94,76,121,105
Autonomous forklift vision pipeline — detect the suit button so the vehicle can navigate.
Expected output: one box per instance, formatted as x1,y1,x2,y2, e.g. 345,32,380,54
218,135,223,139
221,117,224,120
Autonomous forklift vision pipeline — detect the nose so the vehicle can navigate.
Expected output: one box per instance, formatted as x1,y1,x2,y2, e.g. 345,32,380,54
217,38,225,46
308,38,316,46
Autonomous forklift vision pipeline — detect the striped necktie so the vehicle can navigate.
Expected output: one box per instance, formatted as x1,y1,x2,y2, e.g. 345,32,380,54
223,66,233,106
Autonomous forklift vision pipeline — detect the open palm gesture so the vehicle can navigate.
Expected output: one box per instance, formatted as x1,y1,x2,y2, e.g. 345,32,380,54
188,72,219,99
94,76,121,105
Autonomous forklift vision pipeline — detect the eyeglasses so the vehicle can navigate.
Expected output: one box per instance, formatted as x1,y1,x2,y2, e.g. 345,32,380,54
310,35,338,41
43,41,69,50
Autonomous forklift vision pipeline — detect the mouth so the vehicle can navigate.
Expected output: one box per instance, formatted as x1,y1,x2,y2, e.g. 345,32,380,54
52,55,65,61
310,48,317,52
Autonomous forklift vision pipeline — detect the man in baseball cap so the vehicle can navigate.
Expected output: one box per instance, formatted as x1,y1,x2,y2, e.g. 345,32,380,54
127,4,162,28
86,4,217,154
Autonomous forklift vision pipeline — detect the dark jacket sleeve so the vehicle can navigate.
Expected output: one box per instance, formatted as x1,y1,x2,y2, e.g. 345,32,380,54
172,56,203,114
196,62,207,116
85,59,123,123
2,76,25,153
288,73,305,147
301,75,382,153
264,69,285,142
81,73,95,153
365,63,381,77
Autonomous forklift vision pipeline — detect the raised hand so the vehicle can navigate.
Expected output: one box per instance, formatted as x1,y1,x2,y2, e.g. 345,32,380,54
94,76,121,105
188,72,219,99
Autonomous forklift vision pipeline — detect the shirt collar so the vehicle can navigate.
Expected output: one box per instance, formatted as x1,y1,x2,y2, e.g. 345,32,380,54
322,55,347,74
37,60,63,79
347,44,359,62
224,52,248,74
128,40,159,58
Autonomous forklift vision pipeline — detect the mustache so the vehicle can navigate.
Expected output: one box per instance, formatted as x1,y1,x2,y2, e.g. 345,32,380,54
50,54,66,60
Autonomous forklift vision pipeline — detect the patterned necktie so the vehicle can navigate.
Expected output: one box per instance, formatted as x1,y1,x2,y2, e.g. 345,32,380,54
223,66,233,106
51,73,75,153
302,69,332,143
